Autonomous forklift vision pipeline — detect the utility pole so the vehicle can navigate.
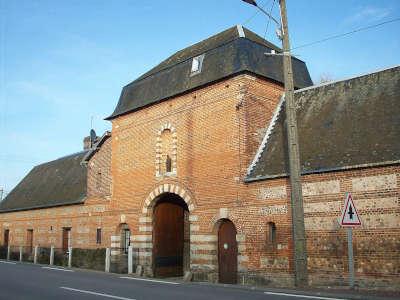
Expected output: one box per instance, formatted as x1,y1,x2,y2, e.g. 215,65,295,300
0,188,3,201
279,0,308,287
241,0,308,286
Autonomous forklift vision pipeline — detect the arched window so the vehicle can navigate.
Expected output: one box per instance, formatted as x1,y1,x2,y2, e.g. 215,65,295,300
156,123,177,177
267,222,277,246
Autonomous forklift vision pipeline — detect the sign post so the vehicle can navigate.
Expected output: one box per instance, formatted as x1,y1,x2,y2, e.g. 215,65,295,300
340,193,361,289
346,227,354,288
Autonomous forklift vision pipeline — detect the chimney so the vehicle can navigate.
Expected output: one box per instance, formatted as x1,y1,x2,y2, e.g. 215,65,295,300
83,136,91,150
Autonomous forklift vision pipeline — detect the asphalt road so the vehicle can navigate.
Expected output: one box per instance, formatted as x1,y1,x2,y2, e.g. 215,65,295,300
0,260,394,300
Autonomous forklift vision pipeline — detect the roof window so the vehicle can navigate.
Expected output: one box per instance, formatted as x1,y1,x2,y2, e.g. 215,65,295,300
190,54,204,76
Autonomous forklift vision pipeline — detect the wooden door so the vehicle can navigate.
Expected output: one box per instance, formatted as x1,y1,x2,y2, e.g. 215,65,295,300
62,228,70,252
153,202,184,277
27,230,33,252
4,229,9,247
218,220,238,284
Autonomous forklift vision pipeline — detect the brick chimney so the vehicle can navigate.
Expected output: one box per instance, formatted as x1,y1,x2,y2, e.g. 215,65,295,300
83,136,92,150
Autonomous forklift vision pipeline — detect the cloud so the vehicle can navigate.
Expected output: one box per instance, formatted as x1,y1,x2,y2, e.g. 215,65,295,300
345,6,391,25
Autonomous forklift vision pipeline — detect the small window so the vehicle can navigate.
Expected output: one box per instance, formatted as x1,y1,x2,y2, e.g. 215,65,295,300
96,169,102,190
166,155,172,173
190,54,204,76
96,228,102,244
267,222,277,245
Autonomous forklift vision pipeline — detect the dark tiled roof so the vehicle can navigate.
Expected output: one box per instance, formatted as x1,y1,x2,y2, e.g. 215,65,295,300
246,65,400,181
0,151,88,212
106,25,313,120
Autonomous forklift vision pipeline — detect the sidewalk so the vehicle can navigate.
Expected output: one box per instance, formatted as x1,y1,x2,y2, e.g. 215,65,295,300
184,278,400,300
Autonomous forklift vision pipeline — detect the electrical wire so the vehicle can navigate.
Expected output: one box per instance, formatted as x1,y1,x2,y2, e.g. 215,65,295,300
292,17,400,50
243,0,271,25
263,0,276,39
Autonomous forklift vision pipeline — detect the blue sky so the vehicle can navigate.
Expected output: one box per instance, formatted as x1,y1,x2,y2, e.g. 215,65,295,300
0,0,399,193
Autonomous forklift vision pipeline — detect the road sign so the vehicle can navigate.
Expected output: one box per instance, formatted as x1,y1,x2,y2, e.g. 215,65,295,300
340,192,361,289
340,193,361,227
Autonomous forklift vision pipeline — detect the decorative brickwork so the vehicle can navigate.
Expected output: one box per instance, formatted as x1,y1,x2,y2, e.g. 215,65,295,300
155,123,177,178
0,73,398,290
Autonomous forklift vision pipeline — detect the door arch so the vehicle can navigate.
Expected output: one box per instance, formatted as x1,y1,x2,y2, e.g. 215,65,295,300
153,193,189,277
218,219,238,284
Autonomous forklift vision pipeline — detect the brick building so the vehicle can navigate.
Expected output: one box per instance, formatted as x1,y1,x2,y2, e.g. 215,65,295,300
0,26,399,289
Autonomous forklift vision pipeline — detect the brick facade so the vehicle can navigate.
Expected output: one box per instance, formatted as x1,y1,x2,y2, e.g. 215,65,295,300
0,74,399,290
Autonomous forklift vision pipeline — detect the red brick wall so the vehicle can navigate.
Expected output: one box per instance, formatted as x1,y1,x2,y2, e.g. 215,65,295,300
87,137,112,200
245,165,400,288
0,74,398,290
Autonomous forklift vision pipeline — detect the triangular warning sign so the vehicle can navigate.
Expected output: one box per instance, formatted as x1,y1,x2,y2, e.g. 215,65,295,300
340,193,361,227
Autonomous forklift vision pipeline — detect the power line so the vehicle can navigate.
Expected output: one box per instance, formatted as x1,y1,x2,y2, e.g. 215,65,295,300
263,0,276,39
243,0,271,25
292,17,400,50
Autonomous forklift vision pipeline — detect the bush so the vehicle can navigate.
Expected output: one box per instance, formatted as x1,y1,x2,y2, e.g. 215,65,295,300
37,248,51,264
71,248,106,271
54,250,68,267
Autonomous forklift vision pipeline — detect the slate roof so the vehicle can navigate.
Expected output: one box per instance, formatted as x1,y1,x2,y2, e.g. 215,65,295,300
106,25,313,120
0,151,88,212
246,65,400,181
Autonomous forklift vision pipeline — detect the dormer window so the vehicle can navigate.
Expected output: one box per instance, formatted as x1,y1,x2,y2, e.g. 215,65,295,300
190,54,204,76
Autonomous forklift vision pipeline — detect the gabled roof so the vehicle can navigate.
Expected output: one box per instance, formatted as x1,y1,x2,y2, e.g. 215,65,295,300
0,151,88,212
246,65,400,181
106,25,313,120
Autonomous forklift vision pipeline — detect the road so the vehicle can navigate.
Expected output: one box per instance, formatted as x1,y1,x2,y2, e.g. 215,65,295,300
0,260,394,300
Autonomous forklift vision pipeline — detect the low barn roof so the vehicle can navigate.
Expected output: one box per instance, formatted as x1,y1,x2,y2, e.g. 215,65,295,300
106,25,313,120
246,65,400,181
0,151,88,212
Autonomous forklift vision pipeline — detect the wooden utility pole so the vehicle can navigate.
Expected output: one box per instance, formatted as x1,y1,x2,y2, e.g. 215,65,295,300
279,0,308,287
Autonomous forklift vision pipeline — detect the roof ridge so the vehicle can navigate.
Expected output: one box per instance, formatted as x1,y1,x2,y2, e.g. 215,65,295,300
125,26,241,86
34,150,89,168
124,25,281,88
237,24,245,37
295,64,400,94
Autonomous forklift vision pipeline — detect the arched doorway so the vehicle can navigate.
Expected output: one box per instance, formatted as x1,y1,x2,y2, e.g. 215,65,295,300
218,219,238,284
153,193,189,277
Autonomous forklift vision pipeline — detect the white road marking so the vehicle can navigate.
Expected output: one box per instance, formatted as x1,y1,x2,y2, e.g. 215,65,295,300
0,261,17,265
60,287,136,300
42,266,73,272
120,276,180,285
264,291,349,300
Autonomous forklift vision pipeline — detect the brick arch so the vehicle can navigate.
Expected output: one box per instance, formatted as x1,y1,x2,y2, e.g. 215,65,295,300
155,122,177,177
141,183,195,216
